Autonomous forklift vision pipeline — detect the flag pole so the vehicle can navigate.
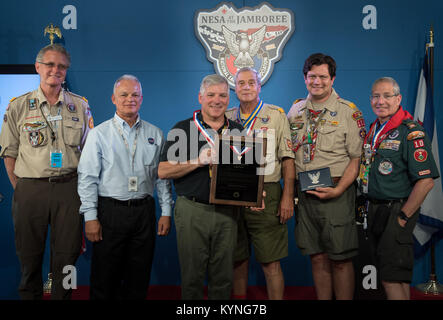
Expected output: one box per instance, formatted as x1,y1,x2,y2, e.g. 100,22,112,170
416,26,443,295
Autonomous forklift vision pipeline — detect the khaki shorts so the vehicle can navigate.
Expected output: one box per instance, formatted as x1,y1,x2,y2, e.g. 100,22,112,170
295,182,358,261
368,201,418,283
234,182,288,264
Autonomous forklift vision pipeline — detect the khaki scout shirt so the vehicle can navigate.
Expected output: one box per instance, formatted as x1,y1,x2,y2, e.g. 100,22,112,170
226,103,294,183
287,89,364,177
0,87,93,178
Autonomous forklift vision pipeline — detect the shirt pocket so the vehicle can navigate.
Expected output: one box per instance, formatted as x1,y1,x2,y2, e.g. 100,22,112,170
143,144,159,166
63,119,83,146
22,122,50,148
317,125,338,152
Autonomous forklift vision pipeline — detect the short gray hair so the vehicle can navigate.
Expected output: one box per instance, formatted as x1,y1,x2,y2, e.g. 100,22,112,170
372,77,401,95
199,74,229,95
36,44,71,67
113,74,143,95
234,67,262,86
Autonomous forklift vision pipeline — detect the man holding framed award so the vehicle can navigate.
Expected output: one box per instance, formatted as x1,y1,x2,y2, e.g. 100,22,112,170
287,53,365,300
158,74,244,300
226,67,295,300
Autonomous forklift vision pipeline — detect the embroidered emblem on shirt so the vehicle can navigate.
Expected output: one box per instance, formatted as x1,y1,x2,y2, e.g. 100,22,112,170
28,98,37,110
23,121,47,132
388,129,399,139
148,137,155,144
352,111,363,120
414,149,428,162
419,169,431,176
413,139,424,149
261,116,270,123
378,160,393,175
379,140,400,151
29,131,44,147
359,128,366,139
67,103,76,112
407,131,425,140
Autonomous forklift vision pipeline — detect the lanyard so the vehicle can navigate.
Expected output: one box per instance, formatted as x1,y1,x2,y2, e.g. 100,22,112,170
112,117,140,172
40,104,62,144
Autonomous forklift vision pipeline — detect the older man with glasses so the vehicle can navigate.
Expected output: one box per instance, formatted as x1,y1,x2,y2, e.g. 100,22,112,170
359,77,439,299
0,43,93,299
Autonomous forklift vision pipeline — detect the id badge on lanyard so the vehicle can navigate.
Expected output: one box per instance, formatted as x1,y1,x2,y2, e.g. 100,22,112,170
50,149,63,168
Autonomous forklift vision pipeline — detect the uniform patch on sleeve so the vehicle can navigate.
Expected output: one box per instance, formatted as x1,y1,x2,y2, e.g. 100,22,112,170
418,169,431,176
357,119,365,128
407,131,425,140
286,139,293,149
413,139,424,149
414,149,428,162
352,111,363,120
359,128,366,139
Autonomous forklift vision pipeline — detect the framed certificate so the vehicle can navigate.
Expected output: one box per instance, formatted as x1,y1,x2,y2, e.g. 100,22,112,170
210,135,266,206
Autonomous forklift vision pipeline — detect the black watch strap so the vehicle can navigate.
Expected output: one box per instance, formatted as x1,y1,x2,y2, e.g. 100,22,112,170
398,210,409,222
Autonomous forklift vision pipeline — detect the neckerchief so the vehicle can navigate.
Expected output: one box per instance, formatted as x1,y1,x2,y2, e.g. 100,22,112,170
359,106,413,193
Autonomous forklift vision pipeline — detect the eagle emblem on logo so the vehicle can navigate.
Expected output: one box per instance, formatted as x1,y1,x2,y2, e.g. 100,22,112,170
195,3,294,88
308,171,321,184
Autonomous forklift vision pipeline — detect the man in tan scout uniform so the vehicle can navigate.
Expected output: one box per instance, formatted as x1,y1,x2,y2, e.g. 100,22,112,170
226,67,295,300
0,44,93,299
287,53,364,300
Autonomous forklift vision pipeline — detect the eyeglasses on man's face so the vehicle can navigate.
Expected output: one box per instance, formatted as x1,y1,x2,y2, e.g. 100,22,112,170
38,61,69,71
370,93,399,102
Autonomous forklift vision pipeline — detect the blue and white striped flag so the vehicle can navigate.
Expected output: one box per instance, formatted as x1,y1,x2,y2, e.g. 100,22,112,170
412,47,443,257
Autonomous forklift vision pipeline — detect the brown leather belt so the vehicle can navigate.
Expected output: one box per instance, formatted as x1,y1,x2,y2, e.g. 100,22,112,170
28,172,78,183
332,176,341,184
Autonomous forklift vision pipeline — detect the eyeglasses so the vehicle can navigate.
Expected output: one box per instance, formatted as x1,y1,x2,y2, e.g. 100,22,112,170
370,94,398,102
306,75,330,81
38,61,69,71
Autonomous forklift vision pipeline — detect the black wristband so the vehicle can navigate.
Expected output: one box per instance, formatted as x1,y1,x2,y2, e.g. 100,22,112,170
398,210,409,222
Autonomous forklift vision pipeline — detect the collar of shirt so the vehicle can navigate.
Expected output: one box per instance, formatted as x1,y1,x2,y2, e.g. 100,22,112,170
197,111,230,132
37,86,65,107
304,88,339,113
113,113,141,131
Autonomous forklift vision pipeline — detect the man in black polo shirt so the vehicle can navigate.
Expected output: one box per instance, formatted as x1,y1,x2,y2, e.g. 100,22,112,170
158,74,243,300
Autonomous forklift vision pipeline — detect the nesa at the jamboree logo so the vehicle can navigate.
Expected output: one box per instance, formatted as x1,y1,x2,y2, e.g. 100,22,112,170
195,2,294,88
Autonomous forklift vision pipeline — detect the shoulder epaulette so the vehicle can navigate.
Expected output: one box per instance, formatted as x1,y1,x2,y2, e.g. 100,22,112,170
338,99,358,110
67,91,88,103
9,91,32,103
403,119,423,131
292,98,305,105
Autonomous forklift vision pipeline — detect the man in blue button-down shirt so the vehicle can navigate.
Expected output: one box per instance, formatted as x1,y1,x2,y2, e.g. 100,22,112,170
77,74,173,300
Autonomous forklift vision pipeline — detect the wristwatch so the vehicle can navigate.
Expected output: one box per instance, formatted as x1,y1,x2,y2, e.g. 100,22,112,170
398,210,409,222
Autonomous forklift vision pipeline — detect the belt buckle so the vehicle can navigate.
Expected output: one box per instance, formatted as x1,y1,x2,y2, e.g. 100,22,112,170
48,176,58,183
